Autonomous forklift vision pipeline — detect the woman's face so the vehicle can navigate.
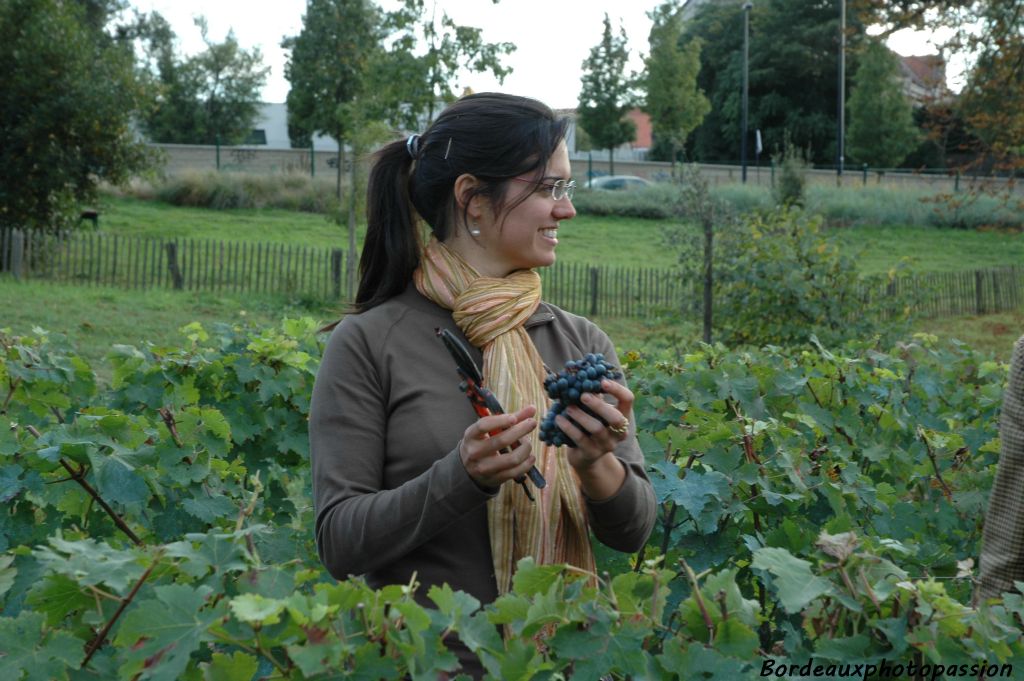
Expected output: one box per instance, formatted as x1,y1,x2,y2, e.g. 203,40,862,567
462,141,576,278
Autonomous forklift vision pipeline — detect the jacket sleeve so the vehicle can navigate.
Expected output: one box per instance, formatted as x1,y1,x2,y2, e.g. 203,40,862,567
309,318,495,581
582,327,658,554
977,335,1024,601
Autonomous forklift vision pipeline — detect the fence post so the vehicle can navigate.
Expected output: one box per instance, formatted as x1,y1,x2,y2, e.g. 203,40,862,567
954,170,960,193
975,270,984,314
589,267,599,317
992,270,1001,312
331,248,343,299
166,242,184,290
862,163,868,186
11,230,24,280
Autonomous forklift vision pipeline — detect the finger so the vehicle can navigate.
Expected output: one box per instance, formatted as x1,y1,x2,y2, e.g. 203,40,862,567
467,418,536,461
471,405,537,439
555,414,586,448
475,440,534,478
600,379,634,409
579,392,623,427
566,404,604,438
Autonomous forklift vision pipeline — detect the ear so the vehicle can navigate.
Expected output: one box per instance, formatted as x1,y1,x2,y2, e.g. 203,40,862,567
453,173,484,219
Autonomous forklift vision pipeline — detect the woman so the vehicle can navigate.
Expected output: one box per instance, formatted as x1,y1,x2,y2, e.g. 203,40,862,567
309,93,657,674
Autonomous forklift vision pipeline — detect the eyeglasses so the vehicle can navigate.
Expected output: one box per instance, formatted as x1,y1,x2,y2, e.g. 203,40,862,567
511,177,576,201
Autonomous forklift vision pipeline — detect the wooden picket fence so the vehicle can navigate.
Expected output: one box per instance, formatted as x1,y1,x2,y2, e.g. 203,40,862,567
1,227,1020,320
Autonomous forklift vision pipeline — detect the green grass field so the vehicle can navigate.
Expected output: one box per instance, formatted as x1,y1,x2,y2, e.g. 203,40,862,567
3,279,1019,386
6,195,1018,381
94,194,1023,276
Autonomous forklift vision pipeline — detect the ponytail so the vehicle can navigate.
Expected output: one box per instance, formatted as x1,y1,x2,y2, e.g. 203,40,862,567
353,139,419,313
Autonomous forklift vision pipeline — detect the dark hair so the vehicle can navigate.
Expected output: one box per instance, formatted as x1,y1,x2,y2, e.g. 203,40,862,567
354,92,570,312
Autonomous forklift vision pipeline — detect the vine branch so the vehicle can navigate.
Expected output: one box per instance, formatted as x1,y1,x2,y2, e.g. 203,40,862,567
23,424,143,546
81,561,156,667
917,427,954,501
1,377,21,414
680,558,715,644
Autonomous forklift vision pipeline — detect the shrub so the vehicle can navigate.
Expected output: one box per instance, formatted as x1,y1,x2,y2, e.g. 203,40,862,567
130,170,341,213
772,139,809,207
689,206,915,346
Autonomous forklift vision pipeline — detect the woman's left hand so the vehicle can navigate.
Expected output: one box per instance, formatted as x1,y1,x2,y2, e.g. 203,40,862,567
555,379,634,471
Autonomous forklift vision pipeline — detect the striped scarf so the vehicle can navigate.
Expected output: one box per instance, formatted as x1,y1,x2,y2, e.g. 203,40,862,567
414,237,596,595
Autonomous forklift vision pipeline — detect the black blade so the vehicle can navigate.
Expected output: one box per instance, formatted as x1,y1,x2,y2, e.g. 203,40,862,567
436,328,484,385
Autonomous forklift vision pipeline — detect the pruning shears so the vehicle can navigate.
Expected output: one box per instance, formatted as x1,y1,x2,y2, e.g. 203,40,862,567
436,328,547,501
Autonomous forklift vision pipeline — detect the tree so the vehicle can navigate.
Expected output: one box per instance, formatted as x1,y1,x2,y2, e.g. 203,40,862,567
283,0,386,297
683,0,865,165
0,0,151,231
857,1,1023,175
138,16,269,145
847,39,919,168
578,14,637,175
384,0,516,125
642,1,710,174
283,0,383,180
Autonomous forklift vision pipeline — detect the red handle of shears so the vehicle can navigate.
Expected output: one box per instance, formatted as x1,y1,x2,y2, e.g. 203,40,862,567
437,328,546,499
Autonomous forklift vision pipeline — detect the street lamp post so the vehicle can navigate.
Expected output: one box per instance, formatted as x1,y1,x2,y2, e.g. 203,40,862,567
836,0,846,179
741,1,752,183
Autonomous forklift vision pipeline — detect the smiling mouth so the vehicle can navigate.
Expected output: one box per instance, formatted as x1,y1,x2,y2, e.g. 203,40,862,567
540,228,558,239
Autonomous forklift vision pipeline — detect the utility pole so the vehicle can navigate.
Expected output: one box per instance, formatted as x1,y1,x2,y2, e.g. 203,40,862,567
741,1,752,183
837,0,846,180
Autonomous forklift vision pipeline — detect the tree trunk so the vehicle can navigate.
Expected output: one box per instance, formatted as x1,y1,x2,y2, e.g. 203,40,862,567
702,211,713,344
347,148,358,299
335,146,343,201
608,147,615,176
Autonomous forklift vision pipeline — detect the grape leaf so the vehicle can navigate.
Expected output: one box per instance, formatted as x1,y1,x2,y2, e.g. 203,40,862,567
25,574,93,626
0,464,24,503
510,558,563,597
182,494,237,523
203,651,258,681
229,593,285,625
751,547,834,614
0,610,82,681
114,584,222,681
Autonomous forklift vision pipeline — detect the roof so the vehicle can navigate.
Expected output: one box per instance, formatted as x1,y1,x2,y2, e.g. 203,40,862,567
899,54,946,89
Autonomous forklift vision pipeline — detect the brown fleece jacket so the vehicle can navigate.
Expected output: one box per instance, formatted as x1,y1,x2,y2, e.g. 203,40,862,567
309,283,657,672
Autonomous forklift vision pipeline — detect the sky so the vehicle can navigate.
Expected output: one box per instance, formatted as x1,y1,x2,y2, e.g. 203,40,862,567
125,0,959,109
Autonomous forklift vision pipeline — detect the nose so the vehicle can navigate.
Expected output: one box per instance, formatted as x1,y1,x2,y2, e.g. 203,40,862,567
554,196,576,220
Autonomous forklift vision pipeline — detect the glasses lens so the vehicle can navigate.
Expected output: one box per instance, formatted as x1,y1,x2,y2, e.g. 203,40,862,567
552,180,575,201
561,181,575,201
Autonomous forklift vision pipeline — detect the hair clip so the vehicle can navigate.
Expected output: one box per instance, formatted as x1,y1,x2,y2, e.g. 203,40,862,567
406,134,421,159
444,137,453,160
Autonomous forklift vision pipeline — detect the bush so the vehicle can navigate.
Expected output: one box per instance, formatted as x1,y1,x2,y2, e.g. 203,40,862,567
128,170,341,213
805,185,1024,229
683,206,915,346
772,140,809,207
571,180,1024,231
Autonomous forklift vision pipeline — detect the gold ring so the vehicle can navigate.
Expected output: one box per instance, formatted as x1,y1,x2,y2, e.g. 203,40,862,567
609,419,629,437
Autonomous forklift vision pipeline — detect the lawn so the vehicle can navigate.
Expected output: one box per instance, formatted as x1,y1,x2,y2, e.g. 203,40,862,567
93,194,1022,276
95,194,682,269
3,279,1019,387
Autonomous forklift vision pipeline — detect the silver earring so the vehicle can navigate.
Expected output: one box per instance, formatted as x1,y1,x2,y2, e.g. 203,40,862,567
469,221,480,236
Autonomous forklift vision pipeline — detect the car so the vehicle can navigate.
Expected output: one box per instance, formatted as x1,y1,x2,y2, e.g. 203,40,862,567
585,175,653,191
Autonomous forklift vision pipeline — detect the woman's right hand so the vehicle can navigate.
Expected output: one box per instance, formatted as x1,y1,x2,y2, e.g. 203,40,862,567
459,405,538,490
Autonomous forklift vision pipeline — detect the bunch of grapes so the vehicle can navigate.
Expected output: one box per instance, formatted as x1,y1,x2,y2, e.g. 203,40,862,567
538,354,622,448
